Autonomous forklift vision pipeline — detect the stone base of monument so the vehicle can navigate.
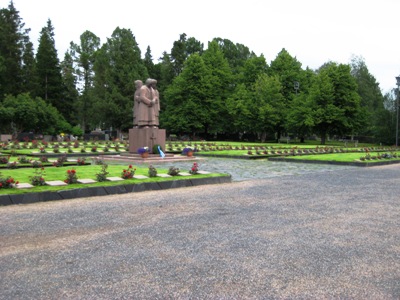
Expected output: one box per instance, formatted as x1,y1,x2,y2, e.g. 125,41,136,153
96,153,199,164
128,127,166,154
95,127,199,164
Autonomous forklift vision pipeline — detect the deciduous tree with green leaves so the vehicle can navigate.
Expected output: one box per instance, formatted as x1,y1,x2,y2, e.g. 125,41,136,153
92,27,148,134
163,53,212,135
310,62,363,144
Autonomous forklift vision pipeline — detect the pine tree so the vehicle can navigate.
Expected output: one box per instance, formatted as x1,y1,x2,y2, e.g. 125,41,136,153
35,19,65,117
60,51,79,125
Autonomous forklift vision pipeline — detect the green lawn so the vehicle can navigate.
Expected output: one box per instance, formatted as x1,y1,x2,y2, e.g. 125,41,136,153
284,152,400,162
0,164,227,195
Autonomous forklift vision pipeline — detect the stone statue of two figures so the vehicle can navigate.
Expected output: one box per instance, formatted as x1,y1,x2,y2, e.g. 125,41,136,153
133,78,160,128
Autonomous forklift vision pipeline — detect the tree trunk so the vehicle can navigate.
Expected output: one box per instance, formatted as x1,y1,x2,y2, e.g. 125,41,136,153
320,131,326,145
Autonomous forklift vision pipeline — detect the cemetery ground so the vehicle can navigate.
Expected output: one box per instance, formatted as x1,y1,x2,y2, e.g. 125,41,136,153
0,163,399,299
0,140,399,202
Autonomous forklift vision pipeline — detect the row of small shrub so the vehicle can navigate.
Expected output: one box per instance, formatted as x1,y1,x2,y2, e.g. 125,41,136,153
359,153,398,161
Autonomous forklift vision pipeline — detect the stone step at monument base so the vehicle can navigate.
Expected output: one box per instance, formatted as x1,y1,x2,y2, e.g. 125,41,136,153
96,153,199,164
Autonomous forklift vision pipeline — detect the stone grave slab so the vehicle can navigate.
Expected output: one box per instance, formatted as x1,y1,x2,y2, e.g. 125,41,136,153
133,175,149,179
157,174,172,178
46,180,68,186
77,179,97,184
197,170,211,174
16,183,34,189
107,177,124,181
178,172,192,176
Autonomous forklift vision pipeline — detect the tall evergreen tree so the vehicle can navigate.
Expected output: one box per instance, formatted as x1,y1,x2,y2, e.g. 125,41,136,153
21,39,37,94
143,45,155,78
60,51,79,125
158,51,175,95
35,19,65,117
0,1,30,99
69,30,100,130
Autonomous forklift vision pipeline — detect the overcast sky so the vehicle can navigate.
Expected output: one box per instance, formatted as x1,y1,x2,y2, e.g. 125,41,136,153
2,0,400,93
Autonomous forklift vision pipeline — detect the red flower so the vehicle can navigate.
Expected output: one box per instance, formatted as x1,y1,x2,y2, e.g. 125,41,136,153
129,165,132,169
71,170,76,174
67,170,71,174
15,181,19,185
0,183,2,187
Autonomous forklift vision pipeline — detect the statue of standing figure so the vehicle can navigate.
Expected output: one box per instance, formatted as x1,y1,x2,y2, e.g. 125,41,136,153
133,80,143,127
135,78,160,128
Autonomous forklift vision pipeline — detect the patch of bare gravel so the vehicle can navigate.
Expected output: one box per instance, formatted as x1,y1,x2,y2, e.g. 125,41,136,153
1,164,400,299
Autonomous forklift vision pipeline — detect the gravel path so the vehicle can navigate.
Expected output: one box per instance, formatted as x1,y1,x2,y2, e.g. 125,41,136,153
1,164,399,299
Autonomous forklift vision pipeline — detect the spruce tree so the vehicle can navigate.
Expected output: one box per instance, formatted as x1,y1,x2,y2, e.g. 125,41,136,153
0,1,30,99
35,19,65,117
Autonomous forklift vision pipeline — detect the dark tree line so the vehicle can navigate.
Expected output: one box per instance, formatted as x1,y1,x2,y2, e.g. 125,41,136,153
0,1,398,144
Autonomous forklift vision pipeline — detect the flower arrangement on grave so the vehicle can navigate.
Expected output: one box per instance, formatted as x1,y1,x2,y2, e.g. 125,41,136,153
148,165,158,177
91,146,98,152
53,145,60,153
67,147,74,153
137,147,149,155
92,157,105,165
64,169,78,184
189,162,199,175
167,166,180,176
53,155,68,167
182,146,194,155
73,140,80,148
39,147,46,153
0,172,19,189
30,168,47,186
96,164,109,182
31,160,43,168
80,147,86,153
40,156,49,163
0,156,9,164
31,140,39,149
77,157,86,165
7,161,18,169
121,165,136,179
11,141,20,149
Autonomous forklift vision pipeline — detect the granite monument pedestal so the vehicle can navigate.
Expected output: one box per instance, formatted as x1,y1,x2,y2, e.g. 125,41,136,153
129,127,166,154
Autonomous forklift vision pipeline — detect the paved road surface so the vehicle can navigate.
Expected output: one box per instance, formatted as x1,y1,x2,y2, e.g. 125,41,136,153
1,164,399,299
